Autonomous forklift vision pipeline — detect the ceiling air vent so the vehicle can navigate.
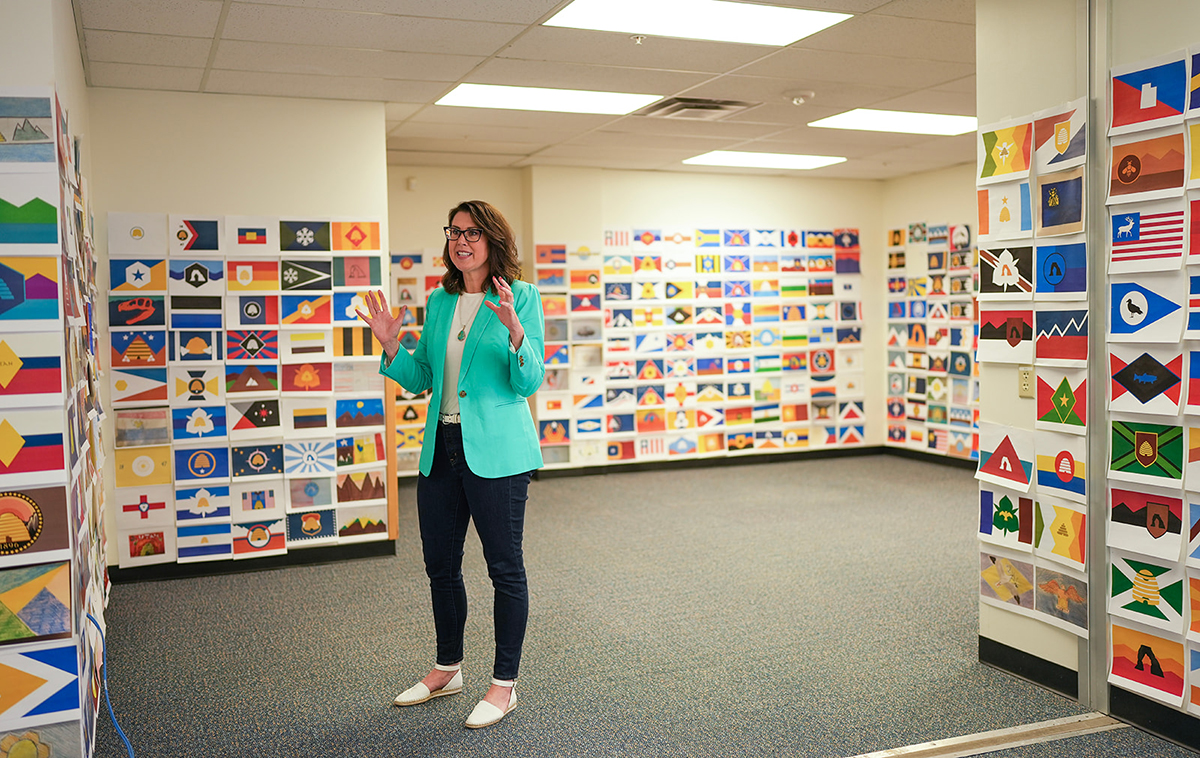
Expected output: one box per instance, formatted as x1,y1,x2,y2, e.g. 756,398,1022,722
636,97,760,121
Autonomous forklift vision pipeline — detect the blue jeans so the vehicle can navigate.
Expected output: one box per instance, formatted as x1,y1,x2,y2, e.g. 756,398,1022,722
417,421,531,680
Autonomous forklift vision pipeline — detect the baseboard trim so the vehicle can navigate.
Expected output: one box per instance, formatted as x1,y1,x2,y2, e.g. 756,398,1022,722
536,444,976,479
979,636,1079,700
109,539,396,584
1109,685,1200,754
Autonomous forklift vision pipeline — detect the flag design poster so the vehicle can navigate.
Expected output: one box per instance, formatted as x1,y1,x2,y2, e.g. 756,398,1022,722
1108,128,1187,204
0,331,64,405
0,256,60,329
1109,274,1184,343
1109,51,1187,136
231,479,286,520
114,484,173,529
225,215,278,252
225,259,279,293
1034,308,1087,367
1035,496,1086,572
1107,199,1186,273
232,518,286,559
978,247,1033,300
976,421,1033,493
1034,430,1086,503
1034,240,1087,301
978,484,1033,551
1033,565,1088,637
0,171,57,249
0,486,70,568
287,509,338,545
175,485,230,522
980,550,1035,614
177,522,232,563
0,641,80,728
1110,418,1184,488
0,561,71,647
117,524,176,568
109,257,167,293
1191,122,1200,190
1036,367,1086,435
977,306,1033,364
338,503,389,543
169,215,222,255
280,221,331,253
977,117,1033,185
168,258,224,296
1035,167,1085,237
977,181,1032,241
1033,97,1087,173
1109,485,1184,561
1111,620,1186,706
108,211,167,255
0,407,65,485
1109,547,1186,635
1109,345,1183,416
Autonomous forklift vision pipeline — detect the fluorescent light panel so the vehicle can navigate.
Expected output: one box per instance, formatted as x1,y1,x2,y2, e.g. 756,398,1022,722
683,151,846,170
808,109,977,136
544,0,850,46
436,83,662,115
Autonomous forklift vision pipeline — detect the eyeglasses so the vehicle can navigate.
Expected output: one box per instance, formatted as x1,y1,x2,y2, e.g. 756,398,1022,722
444,226,484,242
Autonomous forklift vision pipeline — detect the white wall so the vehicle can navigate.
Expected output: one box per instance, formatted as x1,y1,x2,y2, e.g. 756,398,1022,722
90,88,389,563
1109,0,1200,66
0,0,54,86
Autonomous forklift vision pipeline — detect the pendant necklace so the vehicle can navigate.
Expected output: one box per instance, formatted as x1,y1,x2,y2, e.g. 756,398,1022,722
456,293,485,342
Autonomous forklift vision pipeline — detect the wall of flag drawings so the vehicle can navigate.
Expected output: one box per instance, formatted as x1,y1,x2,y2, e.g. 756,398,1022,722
390,250,442,475
882,223,980,459
1098,49,1200,718
531,228,866,467
0,87,108,756
972,94,1093,651
106,213,397,568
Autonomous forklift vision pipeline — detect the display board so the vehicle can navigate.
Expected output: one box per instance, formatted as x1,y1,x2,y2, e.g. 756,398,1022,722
973,97,1093,643
1101,50,1199,715
106,213,397,567
882,222,980,459
532,227,866,468
0,87,106,757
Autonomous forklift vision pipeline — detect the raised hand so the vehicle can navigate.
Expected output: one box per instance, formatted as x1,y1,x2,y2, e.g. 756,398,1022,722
355,289,406,358
484,276,525,349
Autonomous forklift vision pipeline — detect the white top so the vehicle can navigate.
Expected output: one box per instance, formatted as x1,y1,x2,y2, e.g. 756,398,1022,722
440,292,486,415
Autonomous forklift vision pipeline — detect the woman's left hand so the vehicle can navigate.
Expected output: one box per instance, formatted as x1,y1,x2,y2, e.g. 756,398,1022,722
484,276,524,349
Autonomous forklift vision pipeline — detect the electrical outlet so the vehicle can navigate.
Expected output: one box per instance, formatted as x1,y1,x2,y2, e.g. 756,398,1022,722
1018,366,1035,399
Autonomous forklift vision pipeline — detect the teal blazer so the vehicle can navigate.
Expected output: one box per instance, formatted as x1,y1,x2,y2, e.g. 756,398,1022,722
379,279,545,478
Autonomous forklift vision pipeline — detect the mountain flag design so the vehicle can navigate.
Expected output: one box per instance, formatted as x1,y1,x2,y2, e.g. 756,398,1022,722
1109,486,1183,561
1108,130,1186,201
1034,309,1087,364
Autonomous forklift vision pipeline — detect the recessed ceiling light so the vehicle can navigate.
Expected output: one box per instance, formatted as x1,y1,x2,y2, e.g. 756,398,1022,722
808,109,977,135
683,151,846,170
544,0,851,46
436,83,663,115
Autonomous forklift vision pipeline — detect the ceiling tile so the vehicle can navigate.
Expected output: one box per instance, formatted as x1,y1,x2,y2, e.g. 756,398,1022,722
680,75,902,112
213,40,484,80
83,30,212,68
385,103,423,120
408,105,618,130
80,0,223,37
737,48,974,91
869,0,976,25
386,136,539,155
88,61,204,91
932,74,975,94
758,123,931,152
221,3,523,55
565,131,741,152
387,150,520,167
597,116,789,140
749,0,895,10
204,70,451,102
467,58,711,97
242,0,564,24
387,120,580,144
869,88,975,115
496,27,771,74
798,14,974,64
513,154,676,170
864,132,974,162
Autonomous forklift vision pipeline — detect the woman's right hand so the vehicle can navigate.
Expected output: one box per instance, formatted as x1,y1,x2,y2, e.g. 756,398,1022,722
356,289,407,359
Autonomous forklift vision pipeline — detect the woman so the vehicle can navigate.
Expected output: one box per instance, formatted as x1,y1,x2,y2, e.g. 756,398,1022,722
357,200,545,729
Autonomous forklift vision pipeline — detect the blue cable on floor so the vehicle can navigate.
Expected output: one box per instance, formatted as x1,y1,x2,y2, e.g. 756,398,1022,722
86,613,135,758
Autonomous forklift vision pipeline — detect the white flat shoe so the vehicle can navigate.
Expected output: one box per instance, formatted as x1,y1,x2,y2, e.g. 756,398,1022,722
465,679,517,729
393,663,462,706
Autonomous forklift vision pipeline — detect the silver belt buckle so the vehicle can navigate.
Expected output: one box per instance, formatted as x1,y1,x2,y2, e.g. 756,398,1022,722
440,412,460,424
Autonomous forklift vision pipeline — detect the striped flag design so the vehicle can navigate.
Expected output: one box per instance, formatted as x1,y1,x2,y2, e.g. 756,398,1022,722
1110,208,1185,272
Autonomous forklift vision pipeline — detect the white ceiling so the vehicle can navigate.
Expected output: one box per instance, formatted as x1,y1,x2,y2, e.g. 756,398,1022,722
72,0,977,179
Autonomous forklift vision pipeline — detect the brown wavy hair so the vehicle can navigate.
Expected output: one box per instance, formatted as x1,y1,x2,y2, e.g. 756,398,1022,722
441,200,522,294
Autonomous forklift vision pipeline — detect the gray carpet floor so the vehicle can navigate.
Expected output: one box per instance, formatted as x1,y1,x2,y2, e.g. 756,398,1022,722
93,455,1191,757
